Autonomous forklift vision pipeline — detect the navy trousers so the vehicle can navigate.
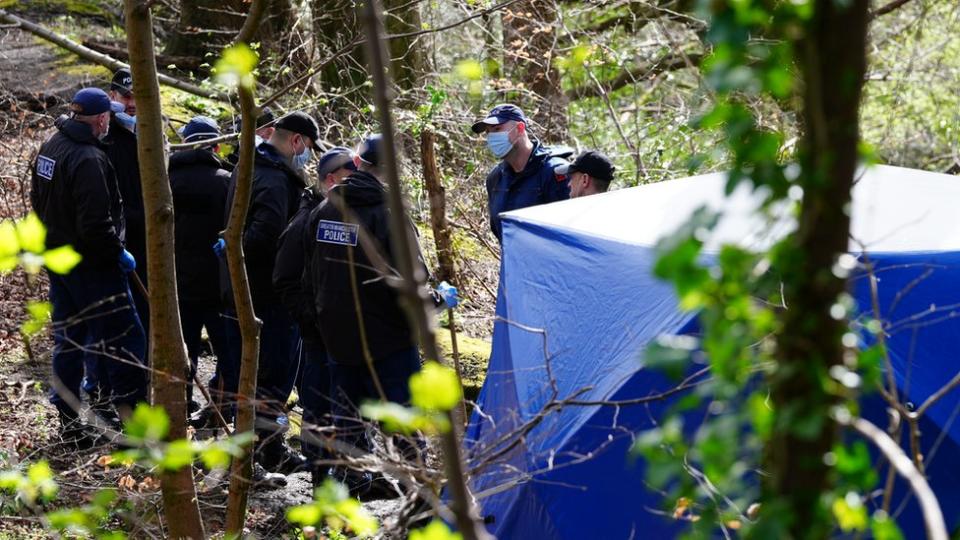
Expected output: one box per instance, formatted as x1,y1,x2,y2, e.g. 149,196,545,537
217,304,299,422
48,264,147,418
179,300,228,403
329,346,421,451
299,339,331,467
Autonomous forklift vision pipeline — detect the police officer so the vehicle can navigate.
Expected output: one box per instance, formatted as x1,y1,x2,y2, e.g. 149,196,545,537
104,68,146,303
169,116,231,414
31,88,147,447
470,104,572,242
218,111,321,473
557,150,616,198
274,146,356,487
225,106,276,170
304,135,455,495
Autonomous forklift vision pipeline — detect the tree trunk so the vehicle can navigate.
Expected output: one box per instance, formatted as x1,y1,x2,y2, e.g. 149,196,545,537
122,2,204,539
223,2,267,534
503,1,568,142
167,0,293,62
362,2,490,538
769,1,869,538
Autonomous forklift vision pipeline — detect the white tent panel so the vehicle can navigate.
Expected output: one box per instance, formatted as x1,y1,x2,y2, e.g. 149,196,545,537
502,165,960,253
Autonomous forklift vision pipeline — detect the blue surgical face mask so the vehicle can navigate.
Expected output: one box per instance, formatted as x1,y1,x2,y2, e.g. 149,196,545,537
486,127,516,159
116,112,136,132
254,134,264,148
292,142,312,170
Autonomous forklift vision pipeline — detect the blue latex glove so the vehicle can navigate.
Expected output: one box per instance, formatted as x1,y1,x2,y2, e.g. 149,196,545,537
118,249,136,272
213,238,226,258
436,281,459,309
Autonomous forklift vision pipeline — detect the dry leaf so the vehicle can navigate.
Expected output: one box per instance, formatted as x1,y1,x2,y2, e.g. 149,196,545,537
96,455,114,468
118,474,136,490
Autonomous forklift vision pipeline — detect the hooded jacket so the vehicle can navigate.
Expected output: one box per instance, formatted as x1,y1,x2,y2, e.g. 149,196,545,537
304,170,416,366
30,116,125,268
485,141,572,242
273,186,324,343
169,147,230,306
103,115,145,273
221,142,306,311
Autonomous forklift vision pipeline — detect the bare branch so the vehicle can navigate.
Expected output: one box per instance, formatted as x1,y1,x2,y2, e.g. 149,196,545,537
842,416,948,540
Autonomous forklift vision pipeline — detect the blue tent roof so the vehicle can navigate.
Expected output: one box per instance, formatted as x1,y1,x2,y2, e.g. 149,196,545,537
465,165,960,538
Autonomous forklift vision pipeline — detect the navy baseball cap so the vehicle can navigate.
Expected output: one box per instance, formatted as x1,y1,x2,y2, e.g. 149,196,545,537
555,150,616,182
357,134,382,165
275,112,321,150
317,146,357,179
70,88,123,116
111,68,133,97
471,104,528,134
179,115,221,142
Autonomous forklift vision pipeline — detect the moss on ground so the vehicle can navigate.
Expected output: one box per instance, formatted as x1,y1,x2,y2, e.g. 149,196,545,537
435,329,490,401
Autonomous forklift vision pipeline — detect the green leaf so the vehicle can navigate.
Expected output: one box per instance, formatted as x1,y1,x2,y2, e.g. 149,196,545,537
214,44,258,88
871,511,904,540
15,212,46,254
454,59,483,81
409,520,463,540
286,503,322,526
124,404,170,443
159,439,195,471
832,493,868,532
43,245,82,274
644,334,698,381
0,220,17,258
409,361,462,411
360,401,448,434
21,300,51,337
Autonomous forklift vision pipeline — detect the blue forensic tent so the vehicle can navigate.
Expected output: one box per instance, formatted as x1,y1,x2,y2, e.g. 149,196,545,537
464,165,960,538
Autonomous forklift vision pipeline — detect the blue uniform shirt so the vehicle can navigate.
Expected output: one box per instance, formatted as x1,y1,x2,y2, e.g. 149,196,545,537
485,142,572,242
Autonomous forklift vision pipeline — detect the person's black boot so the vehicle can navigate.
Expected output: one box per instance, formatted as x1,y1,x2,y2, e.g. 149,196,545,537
255,434,308,474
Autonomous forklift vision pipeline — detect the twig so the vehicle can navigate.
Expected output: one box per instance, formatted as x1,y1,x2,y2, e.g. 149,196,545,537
841,415,947,540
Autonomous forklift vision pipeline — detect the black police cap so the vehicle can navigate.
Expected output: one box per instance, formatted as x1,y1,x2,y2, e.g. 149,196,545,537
275,111,321,151
556,150,616,182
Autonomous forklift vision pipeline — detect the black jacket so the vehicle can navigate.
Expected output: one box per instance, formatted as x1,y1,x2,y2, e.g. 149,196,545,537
30,116,125,268
304,170,420,366
274,187,324,343
169,148,230,306
103,116,146,274
221,143,306,311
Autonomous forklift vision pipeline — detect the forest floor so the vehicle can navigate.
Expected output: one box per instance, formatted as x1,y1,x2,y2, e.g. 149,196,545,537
0,12,494,539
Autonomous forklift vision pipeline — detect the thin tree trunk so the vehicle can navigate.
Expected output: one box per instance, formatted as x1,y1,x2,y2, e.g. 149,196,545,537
224,2,267,534
420,129,466,423
122,1,204,538
361,2,490,539
769,1,869,538
502,0,568,141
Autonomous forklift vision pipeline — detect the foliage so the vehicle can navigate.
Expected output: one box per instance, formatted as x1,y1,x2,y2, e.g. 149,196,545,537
361,361,461,435
286,479,379,538
409,520,464,540
634,0,903,538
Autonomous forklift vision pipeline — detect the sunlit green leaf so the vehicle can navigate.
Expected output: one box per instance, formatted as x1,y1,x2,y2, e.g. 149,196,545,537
159,439,195,471
214,44,258,88
454,59,483,81
0,220,17,258
832,494,868,532
410,361,462,412
409,521,463,540
15,212,46,254
43,245,82,274
124,404,170,443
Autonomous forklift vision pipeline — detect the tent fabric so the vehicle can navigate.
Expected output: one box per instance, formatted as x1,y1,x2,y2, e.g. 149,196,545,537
465,165,960,538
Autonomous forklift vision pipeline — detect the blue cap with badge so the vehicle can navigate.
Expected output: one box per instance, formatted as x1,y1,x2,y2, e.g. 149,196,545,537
317,146,357,179
179,115,221,142
470,103,528,134
69,88,124,116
